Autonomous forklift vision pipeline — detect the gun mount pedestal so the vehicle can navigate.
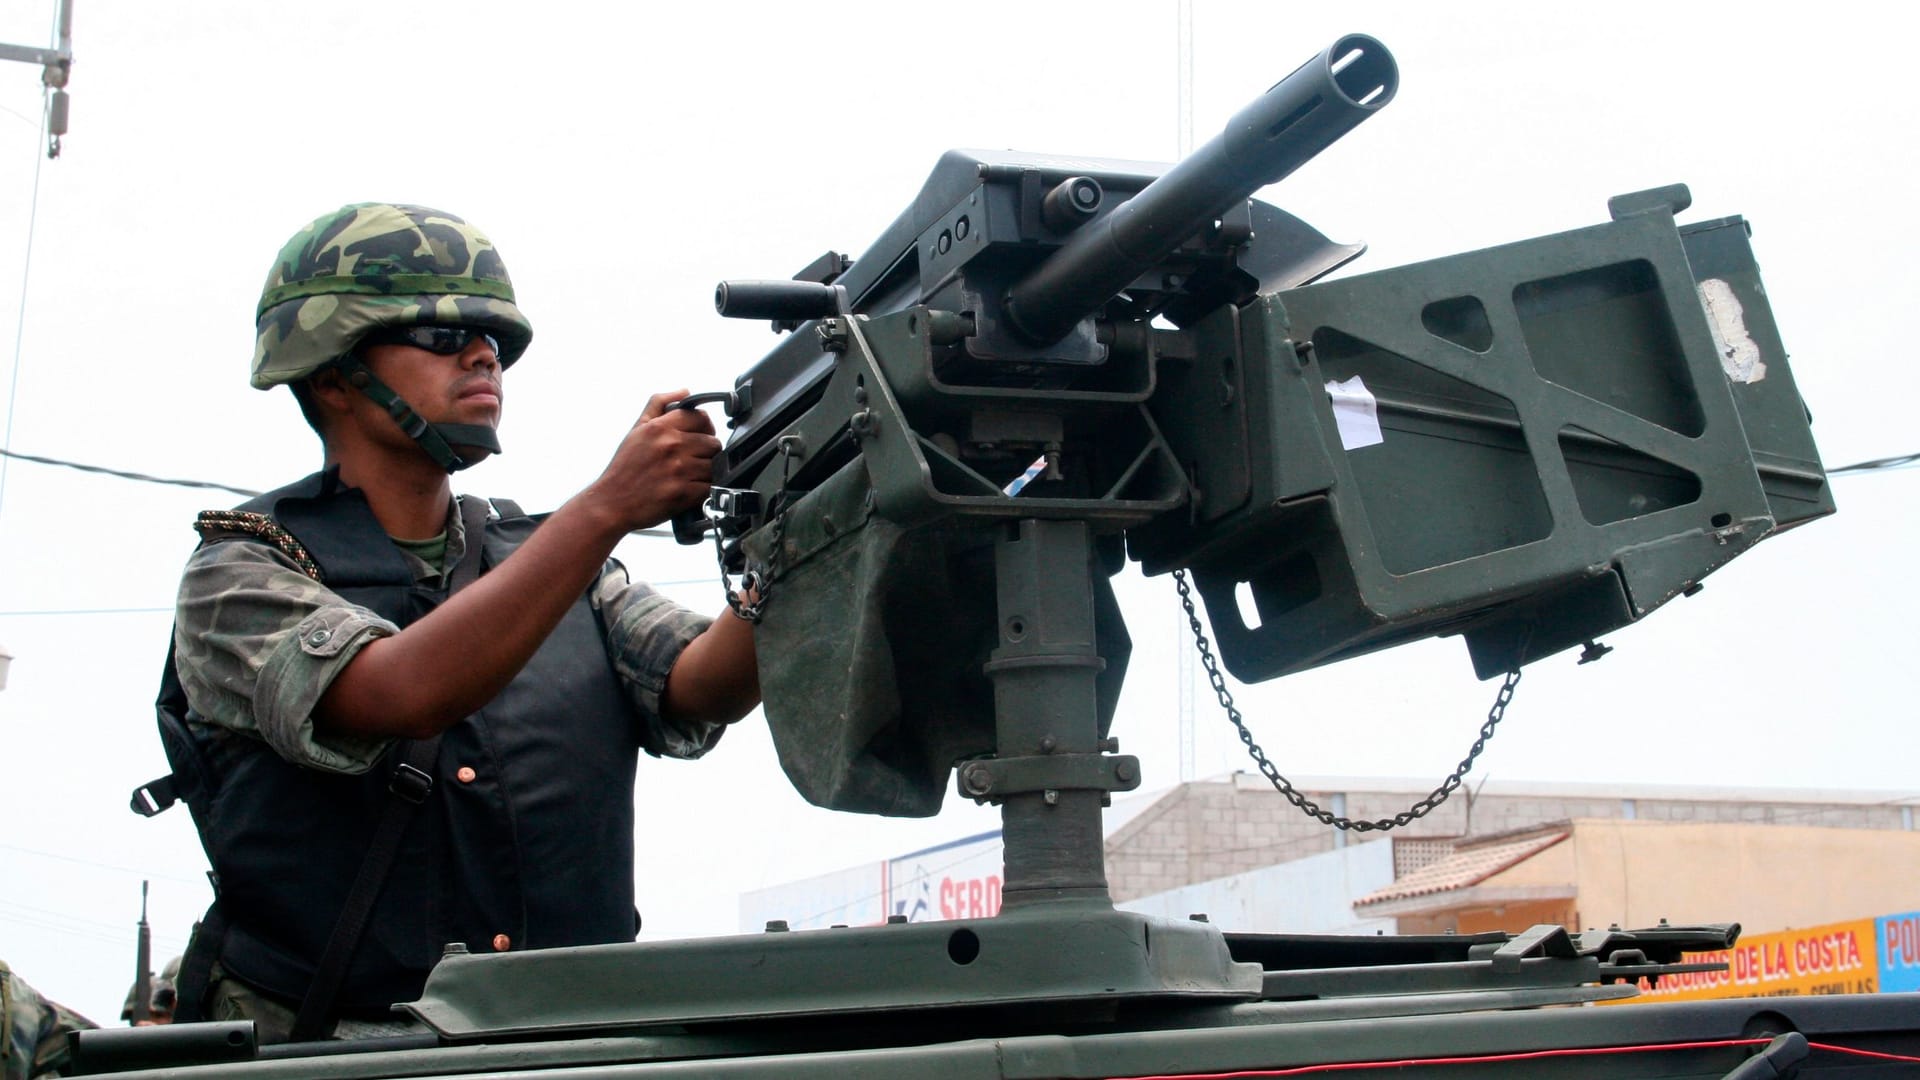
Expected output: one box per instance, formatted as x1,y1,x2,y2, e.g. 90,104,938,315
970,518,1132,909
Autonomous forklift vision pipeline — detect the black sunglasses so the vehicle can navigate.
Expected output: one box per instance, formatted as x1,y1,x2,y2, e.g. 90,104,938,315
362,325,501,357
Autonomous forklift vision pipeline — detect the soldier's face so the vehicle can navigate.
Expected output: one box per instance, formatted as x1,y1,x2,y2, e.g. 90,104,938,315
361,331,505,434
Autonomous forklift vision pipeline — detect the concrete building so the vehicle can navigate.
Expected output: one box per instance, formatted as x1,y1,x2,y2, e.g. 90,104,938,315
1117,839,1395,934
1105,774,1918,919
745,775,1919,942
1352,817,1920,937
746,775,1920,1003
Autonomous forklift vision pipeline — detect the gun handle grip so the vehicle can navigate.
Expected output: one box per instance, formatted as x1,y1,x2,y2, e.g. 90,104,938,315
671,509,710,545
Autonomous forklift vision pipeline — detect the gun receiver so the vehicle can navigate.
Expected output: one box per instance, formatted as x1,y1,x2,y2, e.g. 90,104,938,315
704,38,1394,531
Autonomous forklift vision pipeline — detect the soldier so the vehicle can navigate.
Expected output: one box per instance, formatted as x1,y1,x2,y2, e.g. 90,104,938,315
2,961,95,1080
144,203,760,1042
119,956,178,1026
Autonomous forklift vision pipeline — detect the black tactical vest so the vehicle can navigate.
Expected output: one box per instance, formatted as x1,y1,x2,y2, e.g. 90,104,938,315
155,471,642,1010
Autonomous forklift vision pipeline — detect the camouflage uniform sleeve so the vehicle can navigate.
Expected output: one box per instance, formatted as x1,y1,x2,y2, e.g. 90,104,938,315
2,961,97,1080
2,963,26,1080
592,560,723,759
174,539,400,774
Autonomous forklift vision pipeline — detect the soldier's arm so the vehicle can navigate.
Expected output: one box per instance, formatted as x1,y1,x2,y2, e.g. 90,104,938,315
661,607,760,728
175,541,397,773
314,393,722,741
595,564,759,757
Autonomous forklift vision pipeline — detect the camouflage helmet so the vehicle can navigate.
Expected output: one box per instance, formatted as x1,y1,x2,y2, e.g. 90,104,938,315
252,203,533,389
120,955,180,1023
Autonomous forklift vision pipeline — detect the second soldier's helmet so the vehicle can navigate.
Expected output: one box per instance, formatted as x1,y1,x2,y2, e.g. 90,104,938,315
251,203,534,470
120,955,181,1024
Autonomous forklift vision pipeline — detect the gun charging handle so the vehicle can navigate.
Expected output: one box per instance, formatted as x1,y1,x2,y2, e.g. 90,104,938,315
678,280,845,546
667,387,755,544
667,387,753,419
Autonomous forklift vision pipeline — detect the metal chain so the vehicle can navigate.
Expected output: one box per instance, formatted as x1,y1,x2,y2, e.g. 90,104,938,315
1172,568,1521,832
711,442,796,624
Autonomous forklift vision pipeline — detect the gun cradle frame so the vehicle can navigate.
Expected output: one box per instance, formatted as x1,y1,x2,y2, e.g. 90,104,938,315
714,187,1830,686
1144,191,1831,682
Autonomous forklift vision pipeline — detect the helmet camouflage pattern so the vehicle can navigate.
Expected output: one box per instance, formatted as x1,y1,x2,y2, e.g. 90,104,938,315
251,203,534,389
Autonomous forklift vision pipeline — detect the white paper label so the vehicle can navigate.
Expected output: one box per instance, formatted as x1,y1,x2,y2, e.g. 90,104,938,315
1325,375,1384,450
1699,278,1766,384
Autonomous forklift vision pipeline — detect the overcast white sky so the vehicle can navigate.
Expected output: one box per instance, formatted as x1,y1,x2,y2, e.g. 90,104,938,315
0,2,1913,1025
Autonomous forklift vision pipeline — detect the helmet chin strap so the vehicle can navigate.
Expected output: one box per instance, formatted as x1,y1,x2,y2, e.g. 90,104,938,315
338,357,500,473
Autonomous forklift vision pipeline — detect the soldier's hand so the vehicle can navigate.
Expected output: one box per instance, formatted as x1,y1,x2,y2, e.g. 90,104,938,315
594,390,721,530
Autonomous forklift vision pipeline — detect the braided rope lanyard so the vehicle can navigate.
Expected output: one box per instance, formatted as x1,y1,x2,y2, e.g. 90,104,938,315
1172,568,1522,831
195,510,322,581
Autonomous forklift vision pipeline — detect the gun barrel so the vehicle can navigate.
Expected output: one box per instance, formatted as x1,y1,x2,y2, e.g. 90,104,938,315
130,880,153,1023
1002,34,1397,345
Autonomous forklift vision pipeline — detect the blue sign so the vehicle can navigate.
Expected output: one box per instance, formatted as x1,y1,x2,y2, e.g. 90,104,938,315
1878,910,1920,994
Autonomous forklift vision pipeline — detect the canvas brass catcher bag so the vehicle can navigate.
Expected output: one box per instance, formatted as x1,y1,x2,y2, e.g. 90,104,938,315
743,465,1130,817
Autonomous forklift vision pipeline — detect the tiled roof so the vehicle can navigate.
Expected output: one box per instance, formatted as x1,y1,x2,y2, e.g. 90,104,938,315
1354,830,1568,907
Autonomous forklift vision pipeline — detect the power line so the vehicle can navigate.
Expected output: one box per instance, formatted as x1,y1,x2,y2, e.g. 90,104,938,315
1831,451,1920,475
0,448,721,553
0,898,192,953
0,425,1909,513
0,842,207,888
0,605,172,617
0,446,261,496
0,73,52,520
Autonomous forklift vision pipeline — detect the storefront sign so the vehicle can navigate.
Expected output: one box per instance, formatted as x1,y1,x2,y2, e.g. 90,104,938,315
1878,910,1920,994
1622,917,1879,1002
887,831,1003,923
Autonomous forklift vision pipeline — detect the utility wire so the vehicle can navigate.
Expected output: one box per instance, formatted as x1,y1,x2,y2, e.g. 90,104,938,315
0,897,193,950
7,441,1910,503
0,582,720,616
0,841,207,888
1830,451,1919,475
0,447,718,549
0,419,1911,513
0,446,262,496
0,78,52,519
0,605,172,617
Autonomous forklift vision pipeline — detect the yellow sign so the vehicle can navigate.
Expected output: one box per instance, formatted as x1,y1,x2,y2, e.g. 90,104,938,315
1618,918,1879,1003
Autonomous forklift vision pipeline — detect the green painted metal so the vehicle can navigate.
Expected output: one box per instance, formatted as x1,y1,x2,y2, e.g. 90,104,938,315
69,31,1902,1080
1151,193,1828,682
74,927,1920,1077
404,905,1260,1039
